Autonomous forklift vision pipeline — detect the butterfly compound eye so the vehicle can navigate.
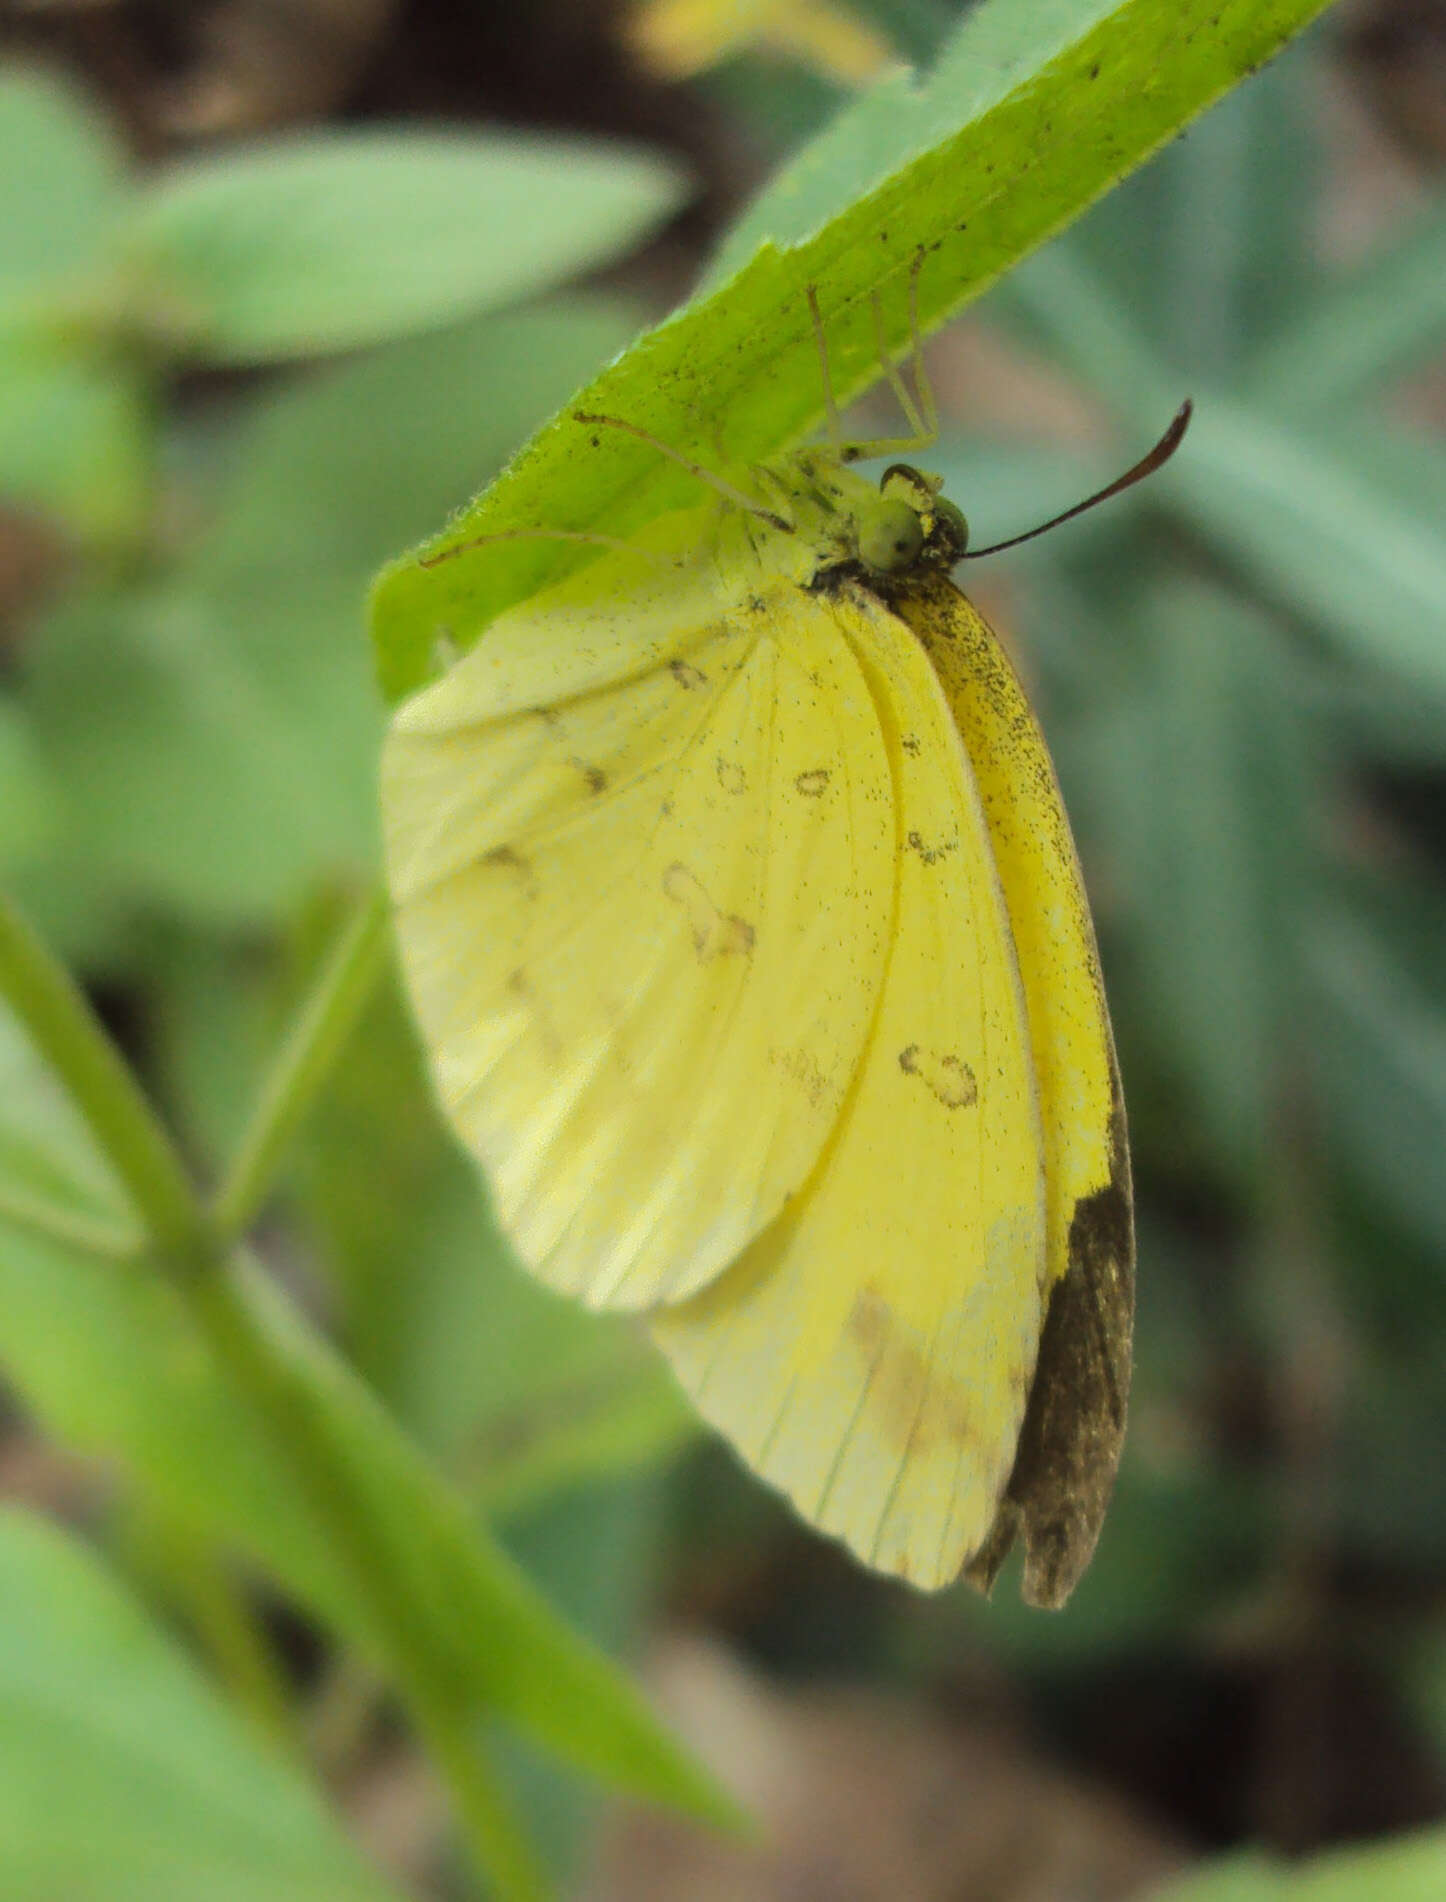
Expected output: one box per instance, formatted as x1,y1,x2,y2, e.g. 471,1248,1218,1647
928,497,969,564
857,497,925,574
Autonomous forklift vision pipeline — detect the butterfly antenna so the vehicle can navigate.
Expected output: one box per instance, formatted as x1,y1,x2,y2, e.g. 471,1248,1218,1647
959,401,1193,560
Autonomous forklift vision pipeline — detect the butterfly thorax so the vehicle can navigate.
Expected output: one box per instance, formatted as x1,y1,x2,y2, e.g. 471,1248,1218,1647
723,447,970,599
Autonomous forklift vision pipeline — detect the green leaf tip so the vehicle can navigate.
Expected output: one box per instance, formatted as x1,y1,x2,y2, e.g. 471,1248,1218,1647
371,0,1334,702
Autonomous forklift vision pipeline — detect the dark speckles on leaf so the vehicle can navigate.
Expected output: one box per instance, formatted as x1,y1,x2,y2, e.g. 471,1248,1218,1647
898,1045,978,1109
670,658,707,690
794,768,830,797
571,757,607,794
900,734,922,756
662,863,754,961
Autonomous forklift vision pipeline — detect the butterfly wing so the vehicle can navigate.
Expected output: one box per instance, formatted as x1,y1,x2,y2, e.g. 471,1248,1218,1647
653,582,1048,1591
897,573,1133,1608
382,525,895,1309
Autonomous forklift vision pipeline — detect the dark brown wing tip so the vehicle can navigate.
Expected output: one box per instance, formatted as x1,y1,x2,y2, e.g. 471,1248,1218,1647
969,1106,1135,1610
960,1504,1020,1599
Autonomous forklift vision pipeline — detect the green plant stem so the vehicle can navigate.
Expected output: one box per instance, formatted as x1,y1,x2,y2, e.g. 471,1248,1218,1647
185,1258,550,1902
0,887,209,1270
0,1180,142,1261
0,884,547,1901
136,1505,303,1760
213,886,391,1246
421,1705,552,1902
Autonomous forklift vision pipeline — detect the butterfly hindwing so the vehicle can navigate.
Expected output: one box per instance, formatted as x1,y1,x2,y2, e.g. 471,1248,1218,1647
652,581,1048,1590
897,574,1133,1606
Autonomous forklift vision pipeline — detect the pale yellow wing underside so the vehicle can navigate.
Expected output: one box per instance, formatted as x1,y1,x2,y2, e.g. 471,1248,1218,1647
383,521,896,1308
652,581,1047,1590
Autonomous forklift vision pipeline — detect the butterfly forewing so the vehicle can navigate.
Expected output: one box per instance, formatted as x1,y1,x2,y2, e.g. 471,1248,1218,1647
383,532,895,1310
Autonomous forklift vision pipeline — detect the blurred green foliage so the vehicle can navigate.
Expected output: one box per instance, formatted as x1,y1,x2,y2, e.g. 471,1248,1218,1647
0,2,1443,1899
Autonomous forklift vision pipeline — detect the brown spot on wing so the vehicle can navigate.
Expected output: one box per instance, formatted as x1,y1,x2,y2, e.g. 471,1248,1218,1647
794,768,831,797
670,658,707,689
846,1288,979,1461
483,845,538,899
570,757,607,794
716,757,747,795
898,1045,977,1108
906,828,958,865
502,967,564,1066
662,862,755,960
772,1045,830,1111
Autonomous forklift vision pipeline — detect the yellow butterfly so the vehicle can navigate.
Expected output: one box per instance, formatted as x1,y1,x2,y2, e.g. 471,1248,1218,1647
381,286,1187,1607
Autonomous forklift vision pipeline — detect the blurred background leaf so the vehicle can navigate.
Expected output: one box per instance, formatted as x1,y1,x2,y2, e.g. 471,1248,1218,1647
117,132,685,364
0,1506,404,1902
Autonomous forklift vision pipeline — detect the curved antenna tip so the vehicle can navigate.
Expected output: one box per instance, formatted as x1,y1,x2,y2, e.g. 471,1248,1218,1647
960,398,1193,562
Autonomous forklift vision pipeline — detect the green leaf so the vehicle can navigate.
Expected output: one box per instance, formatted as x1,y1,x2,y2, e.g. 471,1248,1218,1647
1309,909,1446,1259
20,579,373,928
0,971,136,1252
0,1506,401,1902
1243,198,1446,416
1085,581,1314,1178
1071,41,1322,374
988,234,1446,699
1154,1827,1446,1902
152,924,696,1508
286,958,696,1496
0,698,55,873
192,299,637,598
1170,397,1446,699
0,317,151,544
117,131,685,364
21,304,635,925
0,66,127,302
0,1009,727,1824
372,0,1334,698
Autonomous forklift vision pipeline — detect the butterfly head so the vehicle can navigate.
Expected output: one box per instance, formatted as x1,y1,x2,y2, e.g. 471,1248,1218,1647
869,464,968,574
